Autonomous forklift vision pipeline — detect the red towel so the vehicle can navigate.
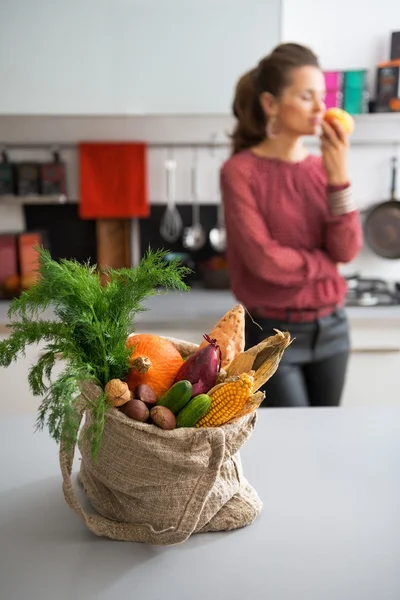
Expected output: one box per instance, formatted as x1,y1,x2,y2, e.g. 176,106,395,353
79,142,149,219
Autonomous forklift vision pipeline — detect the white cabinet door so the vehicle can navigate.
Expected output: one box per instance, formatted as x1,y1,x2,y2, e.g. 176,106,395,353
342,349,400,407
343,316,400,407
0,0,281,115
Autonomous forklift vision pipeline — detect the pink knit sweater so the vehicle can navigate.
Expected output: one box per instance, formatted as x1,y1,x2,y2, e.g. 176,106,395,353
220,150,363,311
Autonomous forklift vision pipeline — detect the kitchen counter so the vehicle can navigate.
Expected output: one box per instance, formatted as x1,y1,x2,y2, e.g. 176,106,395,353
135,289,400,324
1,408,399,600
2,289,400,329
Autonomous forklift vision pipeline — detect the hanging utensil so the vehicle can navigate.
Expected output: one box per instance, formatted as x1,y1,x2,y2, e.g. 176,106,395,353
40,147,67,198
182,150,206,251
209,158,226,252
159,153,183,243
364,155,400,259
209,203,226,253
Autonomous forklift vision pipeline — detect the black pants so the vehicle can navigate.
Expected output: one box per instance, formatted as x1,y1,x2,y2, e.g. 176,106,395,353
245,308,350,408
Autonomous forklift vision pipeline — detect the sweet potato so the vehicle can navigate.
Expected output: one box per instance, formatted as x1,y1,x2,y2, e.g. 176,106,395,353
199,304,245,369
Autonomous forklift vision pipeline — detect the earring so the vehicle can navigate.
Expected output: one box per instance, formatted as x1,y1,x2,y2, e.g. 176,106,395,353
266,117,280,139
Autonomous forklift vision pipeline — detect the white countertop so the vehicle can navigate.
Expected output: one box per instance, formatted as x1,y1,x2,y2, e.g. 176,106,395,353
1,408,399,600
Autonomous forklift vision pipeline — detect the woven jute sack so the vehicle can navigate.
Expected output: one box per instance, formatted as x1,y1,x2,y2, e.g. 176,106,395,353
59,378,262,546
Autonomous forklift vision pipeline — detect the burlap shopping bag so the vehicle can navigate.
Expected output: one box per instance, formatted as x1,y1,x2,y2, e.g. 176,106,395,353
60,380,262,546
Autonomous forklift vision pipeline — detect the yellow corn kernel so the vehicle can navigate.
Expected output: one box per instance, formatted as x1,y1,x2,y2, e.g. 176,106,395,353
196,373,254,427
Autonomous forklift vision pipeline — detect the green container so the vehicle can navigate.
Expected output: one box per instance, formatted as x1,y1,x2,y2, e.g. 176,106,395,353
343,70,369,114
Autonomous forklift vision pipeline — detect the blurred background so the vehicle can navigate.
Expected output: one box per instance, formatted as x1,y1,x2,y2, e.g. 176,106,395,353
1,0,400,410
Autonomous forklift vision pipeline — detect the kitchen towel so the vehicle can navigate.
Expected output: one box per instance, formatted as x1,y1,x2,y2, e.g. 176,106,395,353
79,142,149,219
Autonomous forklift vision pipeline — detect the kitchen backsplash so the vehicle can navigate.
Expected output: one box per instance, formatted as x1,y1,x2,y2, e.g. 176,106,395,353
1,115,400,282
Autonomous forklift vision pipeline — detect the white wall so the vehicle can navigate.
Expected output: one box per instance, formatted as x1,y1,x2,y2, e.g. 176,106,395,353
0,0,281,115
281,0,400,281
282,0,400,93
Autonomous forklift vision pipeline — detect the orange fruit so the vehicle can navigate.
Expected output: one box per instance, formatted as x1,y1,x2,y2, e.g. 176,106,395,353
324,108,355,135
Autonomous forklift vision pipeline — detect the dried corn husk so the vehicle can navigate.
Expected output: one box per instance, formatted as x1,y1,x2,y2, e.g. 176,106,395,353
216,368,227,385
225,391,265,424
226,330,292,378
226,339,269,377
251,330,292,392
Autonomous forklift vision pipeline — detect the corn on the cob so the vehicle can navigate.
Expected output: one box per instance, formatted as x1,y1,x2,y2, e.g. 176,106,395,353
207,371,254,397
225,391,265,424
196,373,254,427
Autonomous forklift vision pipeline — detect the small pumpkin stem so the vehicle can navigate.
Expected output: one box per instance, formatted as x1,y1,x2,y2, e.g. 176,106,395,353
130,356,151,374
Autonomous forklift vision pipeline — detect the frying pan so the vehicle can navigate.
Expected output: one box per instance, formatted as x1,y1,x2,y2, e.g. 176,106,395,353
364,156,400,259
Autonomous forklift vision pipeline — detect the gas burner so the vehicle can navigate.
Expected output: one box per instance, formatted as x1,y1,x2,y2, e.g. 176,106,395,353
345,275,400,307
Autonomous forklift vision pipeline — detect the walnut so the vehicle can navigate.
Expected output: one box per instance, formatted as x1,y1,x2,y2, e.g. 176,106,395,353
104,379,131,407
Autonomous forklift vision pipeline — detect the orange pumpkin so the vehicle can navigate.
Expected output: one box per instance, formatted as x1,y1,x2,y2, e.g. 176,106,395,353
126,334,184,398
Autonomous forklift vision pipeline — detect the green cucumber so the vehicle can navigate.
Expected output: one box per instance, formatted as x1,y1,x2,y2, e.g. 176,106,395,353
176,394,212,428
157,380,192,415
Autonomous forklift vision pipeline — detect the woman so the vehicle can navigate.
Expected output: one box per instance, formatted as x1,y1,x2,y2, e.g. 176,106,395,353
220,43,363,408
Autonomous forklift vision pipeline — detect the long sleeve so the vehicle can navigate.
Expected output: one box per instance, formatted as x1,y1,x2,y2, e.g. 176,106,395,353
324,185,364,263
221,163,338,288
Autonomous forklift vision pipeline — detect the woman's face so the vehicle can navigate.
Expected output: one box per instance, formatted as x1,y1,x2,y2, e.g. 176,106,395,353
263,66,326,137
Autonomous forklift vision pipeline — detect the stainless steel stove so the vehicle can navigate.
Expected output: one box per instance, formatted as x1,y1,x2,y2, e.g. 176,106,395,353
345,275,400,307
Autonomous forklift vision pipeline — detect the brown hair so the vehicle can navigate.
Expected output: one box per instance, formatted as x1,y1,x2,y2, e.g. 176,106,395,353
230,43,320,155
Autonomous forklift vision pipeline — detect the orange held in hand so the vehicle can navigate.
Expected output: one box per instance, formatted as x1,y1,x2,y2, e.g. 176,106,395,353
323,108,355,135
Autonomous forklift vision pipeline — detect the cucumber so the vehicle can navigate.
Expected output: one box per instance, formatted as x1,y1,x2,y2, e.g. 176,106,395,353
157,380,193,415
176,394,212,428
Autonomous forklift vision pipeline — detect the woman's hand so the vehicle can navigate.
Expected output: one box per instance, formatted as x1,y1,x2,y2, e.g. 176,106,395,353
320,119,350,186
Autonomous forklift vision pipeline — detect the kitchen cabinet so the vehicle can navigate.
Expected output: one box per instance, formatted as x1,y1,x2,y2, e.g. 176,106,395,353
342,350,400,407
0,0,281,115
342,316,400,407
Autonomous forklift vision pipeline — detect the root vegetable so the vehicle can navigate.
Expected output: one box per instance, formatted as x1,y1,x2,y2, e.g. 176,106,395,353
150,406,176,430
135,383,158,406
120,399,149,422
174,334,220,396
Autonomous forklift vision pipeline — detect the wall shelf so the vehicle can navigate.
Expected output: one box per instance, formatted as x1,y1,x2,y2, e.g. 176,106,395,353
0,195,74,206
0,113,399,149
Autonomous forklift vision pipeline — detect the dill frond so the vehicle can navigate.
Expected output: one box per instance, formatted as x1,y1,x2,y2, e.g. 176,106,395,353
0,246,190,459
